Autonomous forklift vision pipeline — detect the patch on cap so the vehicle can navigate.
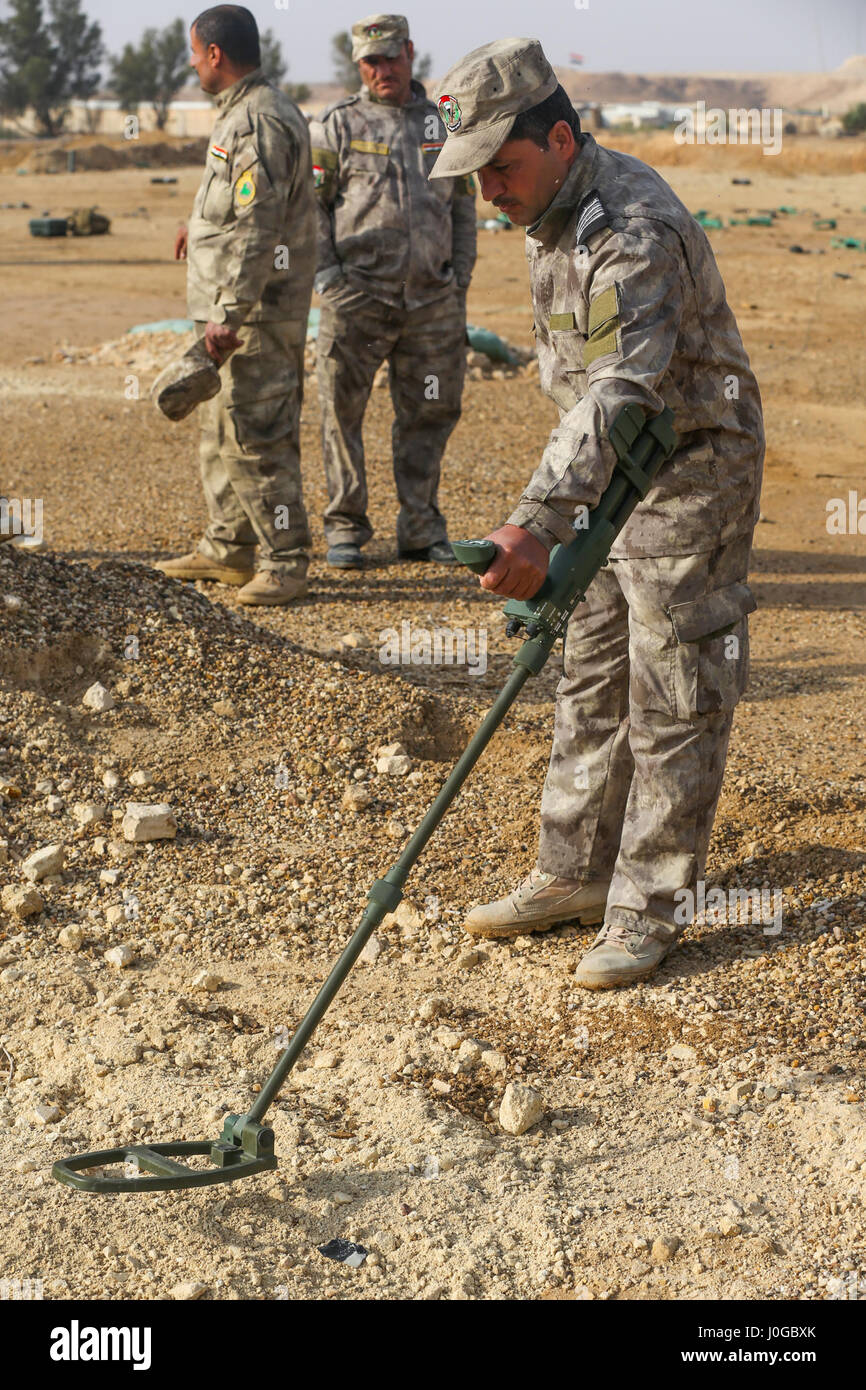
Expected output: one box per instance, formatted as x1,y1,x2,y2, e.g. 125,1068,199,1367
438,94,462,132
365,23,384,36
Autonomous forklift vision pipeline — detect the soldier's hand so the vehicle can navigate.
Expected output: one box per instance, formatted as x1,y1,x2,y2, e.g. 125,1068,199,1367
204,322,243,364
478,525,549,600
174,224,188,260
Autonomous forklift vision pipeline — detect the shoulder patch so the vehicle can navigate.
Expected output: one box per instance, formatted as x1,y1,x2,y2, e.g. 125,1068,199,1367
234,171,256,207
575,187,608,249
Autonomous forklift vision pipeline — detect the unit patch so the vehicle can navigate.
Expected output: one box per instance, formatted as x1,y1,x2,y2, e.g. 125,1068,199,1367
575,187,608,248
235,171,256,206
438,94,462,132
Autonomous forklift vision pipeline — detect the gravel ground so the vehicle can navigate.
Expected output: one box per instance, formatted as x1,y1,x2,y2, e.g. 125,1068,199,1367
0,148,864,1302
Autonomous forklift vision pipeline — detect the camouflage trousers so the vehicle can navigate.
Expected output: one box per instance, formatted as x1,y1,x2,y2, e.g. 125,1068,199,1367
537,534,756,936
195,320,312,576
316,283,466,550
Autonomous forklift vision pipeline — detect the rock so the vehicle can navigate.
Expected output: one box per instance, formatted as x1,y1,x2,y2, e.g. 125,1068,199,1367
105,905,125,926
667,1043,697,1063
457,1039,483,1069
340,631,372,649
14,1158,38,1174
313,1050,339,1070
418,995,448,1022
121,802,177,842
128,769,154,788
499,1081,545,1135
0,840,8,864
33,1104,61,1126
360,934,382,964
212,700,236,718
725,1080,755,1104
434,1027,462,1051
171,1282,208,1301
1,966,24,983
481,1049,507,1074
46,795,64,813
191,969,222,993
342,784,371,813
21,842,65,882
375,743,411,776
1,884,43,918
99,868,123,886
102,770,121,790
332,1192,353,1206
455,948,480,969
58,924,85,951
104,944,135,970
82,682,115,712
719,1217,741,1237
650,1234,681,1263
431,1078,451,1095
72,802,107,827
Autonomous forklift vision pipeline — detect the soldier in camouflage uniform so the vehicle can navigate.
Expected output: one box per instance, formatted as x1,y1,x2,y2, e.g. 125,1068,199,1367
156,6,315,606
309,13,477,568
430,40,764,987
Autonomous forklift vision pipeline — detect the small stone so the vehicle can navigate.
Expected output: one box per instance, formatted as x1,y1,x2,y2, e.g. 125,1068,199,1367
46,795,64,813
457,1039,483,1069
22,842,65,882
1,966,23,983
418,995,448,1022
719,1217,741,1237
1,884,43,919
58,924,85,951
14,1158,38,1174
375,743,411,776
102,770,121,790
72,802,108,827
105,905,125,926
340,631,372,649
342,784,371,813
33,1104,61,1126
128,770,154,788
360,934,382,964
191,969,222,993
104,944,135,970
434,1027,462,1051
667,1043,697,1063
332,1191,353,1206
99,868,123,886
82,682,115,712
481,1049,507,1074
455,948,480,969
313,1050,339,1070
121,803,177,842
499,1081,545,1135
171,1282,208,1301
651,1234,681,1263
725,1080,755,1104
212,700,236,718
431,1079,451,1095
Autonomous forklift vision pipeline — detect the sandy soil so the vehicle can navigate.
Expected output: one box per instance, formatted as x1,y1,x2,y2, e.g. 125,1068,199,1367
0,137,864,1302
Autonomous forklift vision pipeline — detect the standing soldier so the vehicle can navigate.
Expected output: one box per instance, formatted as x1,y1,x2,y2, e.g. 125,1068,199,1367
429,40,765,988
156,5,316,606
309,13,477,569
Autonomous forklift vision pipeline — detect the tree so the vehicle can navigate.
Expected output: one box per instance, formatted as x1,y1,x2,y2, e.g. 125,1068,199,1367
842,102,866,135
109,19,188,130
283,80,311,104
0,0,104,136
331,30,360,93
259,27,285,86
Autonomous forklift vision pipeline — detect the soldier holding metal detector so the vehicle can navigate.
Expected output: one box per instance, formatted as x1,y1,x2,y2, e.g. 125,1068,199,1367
430,39,765,989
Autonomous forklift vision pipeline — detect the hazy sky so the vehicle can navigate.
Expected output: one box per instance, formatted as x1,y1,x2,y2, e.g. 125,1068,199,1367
69,0,864,82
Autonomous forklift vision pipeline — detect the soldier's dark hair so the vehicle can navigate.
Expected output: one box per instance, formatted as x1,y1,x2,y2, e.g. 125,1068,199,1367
509,85,581,148
192,5,261,66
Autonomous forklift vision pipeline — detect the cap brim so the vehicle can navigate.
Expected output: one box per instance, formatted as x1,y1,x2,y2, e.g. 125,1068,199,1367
428,114,516,179
353,40,404,60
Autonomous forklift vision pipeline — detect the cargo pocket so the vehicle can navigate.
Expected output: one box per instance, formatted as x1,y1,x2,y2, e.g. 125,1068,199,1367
667,581,756,718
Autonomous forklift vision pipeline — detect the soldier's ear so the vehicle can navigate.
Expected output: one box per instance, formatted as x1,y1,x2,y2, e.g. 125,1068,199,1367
405,40,415,64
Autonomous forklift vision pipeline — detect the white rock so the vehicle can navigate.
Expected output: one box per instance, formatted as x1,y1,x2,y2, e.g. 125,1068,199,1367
33,1104,61,1126
82,682,115,713
128,769,154,788
191,969,222,993
375,743,411,776
481,1049,507,1074
22,843,65,882
342,784,371,813
72,802,107,827
434,1027,462,1051
99,868,123,886
1,966,23,983
458,1040,483,1069
499,1081,545,1135
332,1192,353,1206
340,631,372,649
667,1043,698,1063
104,944,135,970
313,1050,339,1070
102,770,121,790
360,934,382,964
1,884,43,918
419,995,448,1022
651,1234,681,1263
171,1282,208,1301
0,839,8,864
725,1080,755,1103
58,925,85,951
121,803,177,842
46,795,64,813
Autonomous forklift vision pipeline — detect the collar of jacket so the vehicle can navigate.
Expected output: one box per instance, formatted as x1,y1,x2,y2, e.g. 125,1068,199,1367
525,133,600,248
361,77,427,109
215,66,266,113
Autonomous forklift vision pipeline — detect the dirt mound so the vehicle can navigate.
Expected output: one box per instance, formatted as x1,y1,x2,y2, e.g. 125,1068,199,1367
1,137,208,175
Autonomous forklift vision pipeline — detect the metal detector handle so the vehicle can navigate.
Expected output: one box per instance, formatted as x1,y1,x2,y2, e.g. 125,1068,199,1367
451,538,498,574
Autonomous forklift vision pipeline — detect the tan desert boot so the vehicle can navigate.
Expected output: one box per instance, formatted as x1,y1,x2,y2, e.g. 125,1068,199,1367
154,551,254,586
464,869,609,939
574,919,680,990
237,570,309,606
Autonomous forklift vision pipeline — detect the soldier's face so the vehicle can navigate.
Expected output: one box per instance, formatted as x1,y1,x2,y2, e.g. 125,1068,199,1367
478,122,578,225
358,41,414,104
189,26,221,94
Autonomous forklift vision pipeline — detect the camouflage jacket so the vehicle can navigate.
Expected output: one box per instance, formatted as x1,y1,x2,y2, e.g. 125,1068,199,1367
309,80,477,309
507,133,765,558
187,68,315,330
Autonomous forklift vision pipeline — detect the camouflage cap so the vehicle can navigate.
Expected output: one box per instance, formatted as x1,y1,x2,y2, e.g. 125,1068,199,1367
351,13,409,62
430,38,559,179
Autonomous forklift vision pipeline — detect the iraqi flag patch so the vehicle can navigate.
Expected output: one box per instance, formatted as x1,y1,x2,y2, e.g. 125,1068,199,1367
210,144,229,161
575,187,608,248
421,140,444,151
